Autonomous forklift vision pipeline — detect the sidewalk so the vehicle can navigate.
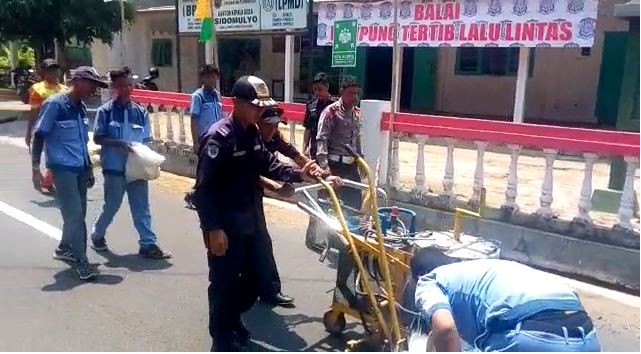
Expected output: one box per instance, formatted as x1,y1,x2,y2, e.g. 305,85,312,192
0,101,29,124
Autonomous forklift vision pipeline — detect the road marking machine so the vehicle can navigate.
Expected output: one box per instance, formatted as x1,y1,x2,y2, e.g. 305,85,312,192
295,145,501,351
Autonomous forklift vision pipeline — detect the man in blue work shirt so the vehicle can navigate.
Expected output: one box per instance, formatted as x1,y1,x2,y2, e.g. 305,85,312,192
30,66,107,281
190,65,222,150
409,247,601,352
90,68,171,260
184,65,223,209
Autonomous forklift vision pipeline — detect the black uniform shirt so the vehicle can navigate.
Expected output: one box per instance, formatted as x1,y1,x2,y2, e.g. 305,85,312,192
303,97,335,158
193,117,304,232
263,130,300,160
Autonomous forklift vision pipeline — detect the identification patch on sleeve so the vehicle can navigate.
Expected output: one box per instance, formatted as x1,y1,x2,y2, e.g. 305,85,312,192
207,142,220,159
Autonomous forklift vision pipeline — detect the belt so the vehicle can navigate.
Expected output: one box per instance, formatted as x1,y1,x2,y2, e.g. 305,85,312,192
519,311,594,338
328,154,355,164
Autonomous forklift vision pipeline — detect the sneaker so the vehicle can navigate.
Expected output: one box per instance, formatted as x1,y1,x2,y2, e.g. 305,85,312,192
53,247,76,262
138,244,172,259
91,238,109,252
184,190,196,210
75,261,99,281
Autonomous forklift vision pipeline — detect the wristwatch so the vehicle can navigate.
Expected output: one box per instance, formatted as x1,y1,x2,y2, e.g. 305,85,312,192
31,161,40,172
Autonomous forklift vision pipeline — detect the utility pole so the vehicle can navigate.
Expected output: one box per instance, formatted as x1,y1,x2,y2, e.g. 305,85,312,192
119,0,127,67
205,2,220,89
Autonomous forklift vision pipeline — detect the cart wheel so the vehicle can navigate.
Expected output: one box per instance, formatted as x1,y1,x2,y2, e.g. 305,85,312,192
323,310,346,335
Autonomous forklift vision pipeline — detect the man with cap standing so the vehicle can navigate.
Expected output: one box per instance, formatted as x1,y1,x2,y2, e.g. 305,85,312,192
31,66,108,281
89,68,171,259
254,106,329,307
26,59,68,193
193,75,322,351
316,76,363,210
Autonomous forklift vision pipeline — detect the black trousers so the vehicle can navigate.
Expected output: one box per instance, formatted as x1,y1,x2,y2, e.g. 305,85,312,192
256,201,282,297
206,209,272,350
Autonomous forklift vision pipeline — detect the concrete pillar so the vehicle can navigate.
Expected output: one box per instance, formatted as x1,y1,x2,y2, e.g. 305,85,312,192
512,47,530,123
284,35,295,102
360,99,390,185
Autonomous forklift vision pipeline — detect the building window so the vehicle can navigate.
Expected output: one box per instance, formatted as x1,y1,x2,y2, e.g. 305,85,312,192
455,47,534,77
272,36,301,53
151,39,172,67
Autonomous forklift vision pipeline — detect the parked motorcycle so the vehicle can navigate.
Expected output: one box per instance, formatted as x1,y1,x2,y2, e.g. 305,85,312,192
16,68,36,104
136,67,159,91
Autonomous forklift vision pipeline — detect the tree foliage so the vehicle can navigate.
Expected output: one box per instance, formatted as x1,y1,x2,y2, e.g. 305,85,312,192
0,0,135,57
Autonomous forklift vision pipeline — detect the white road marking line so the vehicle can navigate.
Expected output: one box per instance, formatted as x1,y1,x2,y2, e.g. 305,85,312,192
0,201,61,241
264,197,640,307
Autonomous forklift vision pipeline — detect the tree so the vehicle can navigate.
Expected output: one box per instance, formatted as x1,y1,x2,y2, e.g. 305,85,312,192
0,0,135,64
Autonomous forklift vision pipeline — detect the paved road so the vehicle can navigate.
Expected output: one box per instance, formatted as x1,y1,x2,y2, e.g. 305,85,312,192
0,134,639,351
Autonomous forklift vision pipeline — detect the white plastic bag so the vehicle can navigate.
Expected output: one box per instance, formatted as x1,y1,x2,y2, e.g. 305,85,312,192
125,143,165,182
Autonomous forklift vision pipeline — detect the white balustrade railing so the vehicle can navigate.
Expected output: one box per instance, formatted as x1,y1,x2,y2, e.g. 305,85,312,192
138,97,639,233
502,144,521,213
471,140,488,207
442,138,455,201
616,156,640,231
536,149,558,219
385,133,639,232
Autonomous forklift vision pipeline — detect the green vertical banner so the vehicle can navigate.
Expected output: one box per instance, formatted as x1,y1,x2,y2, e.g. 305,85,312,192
332,19,357,68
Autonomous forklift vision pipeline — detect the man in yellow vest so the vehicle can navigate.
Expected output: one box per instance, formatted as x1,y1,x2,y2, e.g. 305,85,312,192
26,59,68,193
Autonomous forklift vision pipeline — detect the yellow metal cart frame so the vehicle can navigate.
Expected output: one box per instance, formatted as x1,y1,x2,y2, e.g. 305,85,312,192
295,146,487,351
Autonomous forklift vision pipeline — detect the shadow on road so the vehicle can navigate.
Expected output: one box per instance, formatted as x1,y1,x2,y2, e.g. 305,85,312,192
244,305,311,351
244,304,359,351
98,251,173,273
41,267,124,292
30,198,58,208
304,330,364,352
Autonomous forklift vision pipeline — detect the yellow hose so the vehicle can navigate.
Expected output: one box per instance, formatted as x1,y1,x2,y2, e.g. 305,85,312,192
317,178,390,336
353,157,403,347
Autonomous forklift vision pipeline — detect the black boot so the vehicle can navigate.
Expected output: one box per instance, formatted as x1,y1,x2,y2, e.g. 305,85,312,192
234,320,251,346
211,332,241,352
261,292,295,307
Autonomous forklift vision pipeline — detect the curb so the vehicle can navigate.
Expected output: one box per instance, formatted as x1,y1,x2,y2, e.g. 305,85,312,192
0,116,18,125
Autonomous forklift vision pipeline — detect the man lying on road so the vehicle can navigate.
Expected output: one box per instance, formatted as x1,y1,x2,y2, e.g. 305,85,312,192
409,247,601,352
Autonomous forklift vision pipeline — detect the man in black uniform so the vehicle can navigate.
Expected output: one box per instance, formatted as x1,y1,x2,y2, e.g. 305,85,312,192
303,72,336,159
255,107,330,307
302,73,336,251
193,76,319,351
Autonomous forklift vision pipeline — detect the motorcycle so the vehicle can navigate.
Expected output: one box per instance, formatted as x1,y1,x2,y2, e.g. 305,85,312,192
16,69,36,104
135,67,159,91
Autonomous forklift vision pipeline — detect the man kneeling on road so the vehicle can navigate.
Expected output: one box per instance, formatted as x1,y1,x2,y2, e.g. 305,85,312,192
255,106,328,307
90,68,171,259
409,247,601,352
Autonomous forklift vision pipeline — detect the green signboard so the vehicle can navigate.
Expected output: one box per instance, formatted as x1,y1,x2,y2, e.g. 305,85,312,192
332,19,357,68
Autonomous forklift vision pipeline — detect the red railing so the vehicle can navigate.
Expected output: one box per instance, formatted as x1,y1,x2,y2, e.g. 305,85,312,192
131,89,306,123
381,112,640,156
131,89,639,156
